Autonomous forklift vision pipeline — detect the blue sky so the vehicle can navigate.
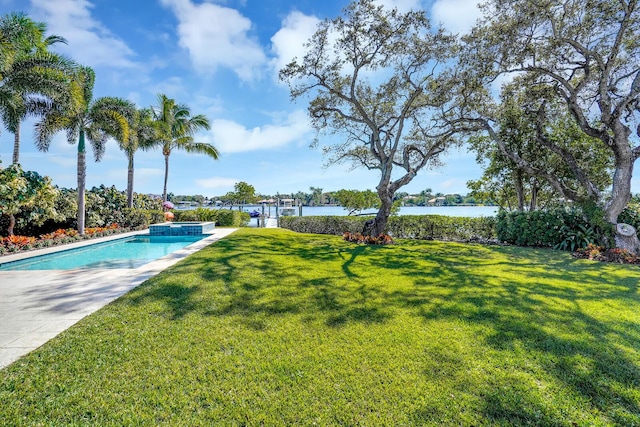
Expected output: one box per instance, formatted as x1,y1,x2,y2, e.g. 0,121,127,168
0,0,509,197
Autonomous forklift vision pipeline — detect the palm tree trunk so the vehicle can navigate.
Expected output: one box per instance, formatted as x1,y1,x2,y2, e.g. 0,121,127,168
12,123,20,165
77,130,86,235
127,152,134,208
163,154,169,203
7,214,16,236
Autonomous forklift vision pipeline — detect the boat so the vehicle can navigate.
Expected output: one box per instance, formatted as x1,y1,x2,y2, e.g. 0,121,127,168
279,199,297,216
175,201,199,210
249,210,260,218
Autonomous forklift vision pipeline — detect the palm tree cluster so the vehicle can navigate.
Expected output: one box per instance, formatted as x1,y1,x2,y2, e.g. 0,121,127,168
0,12,219,234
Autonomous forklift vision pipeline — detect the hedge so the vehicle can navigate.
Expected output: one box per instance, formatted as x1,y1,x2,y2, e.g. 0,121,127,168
280,215,497,242
171,209,250,227
496,208,613,248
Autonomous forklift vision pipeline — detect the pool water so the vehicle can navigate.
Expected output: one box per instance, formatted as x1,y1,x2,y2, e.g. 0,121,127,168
0,235,206,271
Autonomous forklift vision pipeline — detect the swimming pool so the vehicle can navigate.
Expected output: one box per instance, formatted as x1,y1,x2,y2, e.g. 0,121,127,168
0,234,207,271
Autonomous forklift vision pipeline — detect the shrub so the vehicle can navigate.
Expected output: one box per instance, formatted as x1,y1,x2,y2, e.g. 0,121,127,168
121,209,164,229
386,215,497,241
145,210,165,225
172,210,199,222
168,209,248,227
619,200,640,230
281,215,497,242
497,206,612,250
215,210,249,227
122,208,150,229
343,231,394,245
574,243,640,264
280,216,369,235
194,208,218,222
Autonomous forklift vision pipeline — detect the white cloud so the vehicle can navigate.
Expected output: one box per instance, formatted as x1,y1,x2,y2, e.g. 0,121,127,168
160,0,266,81
431,0,482,34
149,76,187,99
29,0,137,68
270,11,320,78
209,110,312,154
194,177,239,190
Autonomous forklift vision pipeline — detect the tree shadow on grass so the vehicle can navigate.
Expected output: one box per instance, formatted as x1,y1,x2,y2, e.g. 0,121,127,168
409,245,640,424
125,229,640,424
126,282,201,320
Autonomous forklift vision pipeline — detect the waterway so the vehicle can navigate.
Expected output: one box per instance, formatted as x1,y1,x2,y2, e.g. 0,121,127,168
244,205,498,218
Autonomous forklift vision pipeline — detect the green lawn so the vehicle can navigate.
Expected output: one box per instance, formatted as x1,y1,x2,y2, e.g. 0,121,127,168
1,228,639,426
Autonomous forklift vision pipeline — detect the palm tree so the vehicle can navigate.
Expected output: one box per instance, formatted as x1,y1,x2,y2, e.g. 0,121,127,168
34,66,130,234
114,105,158,207
0,12,71,164
151,93,218,202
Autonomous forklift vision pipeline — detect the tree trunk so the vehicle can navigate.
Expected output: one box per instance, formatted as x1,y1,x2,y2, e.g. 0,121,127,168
529,180,538,212
363,192,393,236
614,223,640,254
7,214,16,236
605,151,634,224
12,124,20,165
514,170,525,212
127,152,134,208
163,154,170,203
77,131,86,235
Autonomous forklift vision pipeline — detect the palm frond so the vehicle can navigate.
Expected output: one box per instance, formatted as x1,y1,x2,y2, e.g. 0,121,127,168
181,141,220,159
86,125,108,161
90,96,134,144
34,111,69,151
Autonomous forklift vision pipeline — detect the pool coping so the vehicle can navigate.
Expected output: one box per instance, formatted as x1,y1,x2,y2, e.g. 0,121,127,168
0,228,237,369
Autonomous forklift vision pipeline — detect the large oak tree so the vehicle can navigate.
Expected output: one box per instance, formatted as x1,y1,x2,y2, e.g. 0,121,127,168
461,0,640,224
280,0,460,236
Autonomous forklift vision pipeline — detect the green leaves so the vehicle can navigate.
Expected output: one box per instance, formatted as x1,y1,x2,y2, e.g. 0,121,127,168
280,0,461,234
333,189,380,215
149,93,217,201
0,164,58,234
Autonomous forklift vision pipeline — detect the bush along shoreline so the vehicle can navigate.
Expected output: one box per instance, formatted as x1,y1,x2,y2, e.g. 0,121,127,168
281,204,640,265
280,214,498,244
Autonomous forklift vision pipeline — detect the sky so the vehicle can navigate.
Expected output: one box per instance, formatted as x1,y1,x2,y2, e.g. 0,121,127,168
0,0,522,198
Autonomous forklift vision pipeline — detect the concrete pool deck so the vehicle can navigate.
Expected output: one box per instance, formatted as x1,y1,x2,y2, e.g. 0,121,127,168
0,227,237,369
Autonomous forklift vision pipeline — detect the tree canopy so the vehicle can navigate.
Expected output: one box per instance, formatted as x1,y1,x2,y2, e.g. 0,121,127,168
34,66,132,234
459,0,640,223
333,189,380,215
150,94,217,202
280,0,460,235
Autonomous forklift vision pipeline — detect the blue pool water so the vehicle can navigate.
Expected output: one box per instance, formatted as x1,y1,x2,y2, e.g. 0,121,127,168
0,235,206,271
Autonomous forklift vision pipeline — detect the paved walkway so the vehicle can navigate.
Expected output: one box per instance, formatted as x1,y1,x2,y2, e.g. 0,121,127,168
0,228,237,369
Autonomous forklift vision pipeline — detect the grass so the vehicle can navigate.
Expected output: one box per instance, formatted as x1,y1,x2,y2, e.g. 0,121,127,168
1,228,639,426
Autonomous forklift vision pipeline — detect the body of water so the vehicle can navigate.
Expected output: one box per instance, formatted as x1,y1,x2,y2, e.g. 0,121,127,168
243,205,498,218
0,234,206,271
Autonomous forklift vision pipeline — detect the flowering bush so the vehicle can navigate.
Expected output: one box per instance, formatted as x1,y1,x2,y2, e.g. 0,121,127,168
2,235,36,247
1,224,128,256
84,223,119,236
343,231,394,245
